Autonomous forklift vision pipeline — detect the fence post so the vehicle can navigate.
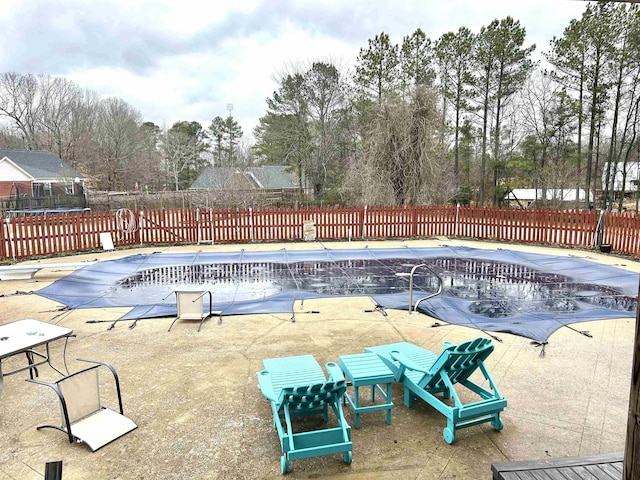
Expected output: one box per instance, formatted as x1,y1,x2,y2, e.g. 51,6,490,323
0,217,5,261
249,207,254,242
138,210,144,245
75,213,82,252
361,205,367,239
195,208,201,245
411,206,418,238
210,208,215,245
10,217,17,260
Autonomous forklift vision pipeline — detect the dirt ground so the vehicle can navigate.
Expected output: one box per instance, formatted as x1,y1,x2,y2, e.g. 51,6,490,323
0,239,636,480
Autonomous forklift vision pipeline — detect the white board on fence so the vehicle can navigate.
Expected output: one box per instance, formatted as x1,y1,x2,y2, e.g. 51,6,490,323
99,232,114,250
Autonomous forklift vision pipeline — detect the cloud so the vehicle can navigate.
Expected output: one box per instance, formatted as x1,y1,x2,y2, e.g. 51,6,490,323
0,0,588,140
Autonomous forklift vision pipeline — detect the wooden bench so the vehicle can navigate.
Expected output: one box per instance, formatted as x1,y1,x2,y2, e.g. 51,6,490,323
491,452,623,479
0,262,96,280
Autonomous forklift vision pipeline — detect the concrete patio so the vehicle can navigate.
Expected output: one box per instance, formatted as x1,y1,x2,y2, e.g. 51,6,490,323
0,239,636,479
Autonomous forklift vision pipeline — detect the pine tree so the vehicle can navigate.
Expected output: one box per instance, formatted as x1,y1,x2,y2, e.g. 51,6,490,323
207,116,225,166
400,28,435,94
435,27,475,177
473,17,535,205
354,32,400,104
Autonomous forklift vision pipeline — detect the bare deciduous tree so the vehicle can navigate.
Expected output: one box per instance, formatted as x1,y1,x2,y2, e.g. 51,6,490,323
92,98,143,191
0,72,43,149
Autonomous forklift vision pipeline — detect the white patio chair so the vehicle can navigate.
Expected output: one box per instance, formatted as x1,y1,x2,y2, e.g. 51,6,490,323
27,359,137,451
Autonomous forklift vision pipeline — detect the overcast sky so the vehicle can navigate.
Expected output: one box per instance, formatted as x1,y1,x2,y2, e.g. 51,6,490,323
0,0,589,142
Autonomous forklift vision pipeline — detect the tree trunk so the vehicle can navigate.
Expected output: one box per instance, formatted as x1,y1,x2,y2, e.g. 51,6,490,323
585,44,602,209
493,85,503,207
479,73,490,206
577,56,585,204
605,47,625,211
454,86,460,176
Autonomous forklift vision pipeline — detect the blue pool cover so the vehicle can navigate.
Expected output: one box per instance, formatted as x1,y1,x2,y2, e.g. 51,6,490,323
37,246,638,343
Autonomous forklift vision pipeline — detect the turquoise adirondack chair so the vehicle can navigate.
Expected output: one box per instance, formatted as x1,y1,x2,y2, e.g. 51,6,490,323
257,355,353,474
365,338,506,444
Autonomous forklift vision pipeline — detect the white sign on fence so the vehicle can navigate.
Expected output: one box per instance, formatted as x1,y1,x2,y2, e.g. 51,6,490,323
99,232,114,250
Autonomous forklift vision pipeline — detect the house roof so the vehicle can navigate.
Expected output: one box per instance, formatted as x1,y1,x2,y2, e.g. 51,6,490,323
189,167,238,190
246,166,297,189
0,149,84,181
190,165,298,191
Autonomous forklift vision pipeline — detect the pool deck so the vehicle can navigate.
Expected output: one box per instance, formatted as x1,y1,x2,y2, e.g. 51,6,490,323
0,239,637,479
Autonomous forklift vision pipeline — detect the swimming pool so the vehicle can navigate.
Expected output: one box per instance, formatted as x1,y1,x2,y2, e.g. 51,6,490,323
37,246,638,343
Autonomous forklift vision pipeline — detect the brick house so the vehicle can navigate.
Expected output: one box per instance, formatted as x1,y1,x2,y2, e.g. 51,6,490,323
0,149,87,212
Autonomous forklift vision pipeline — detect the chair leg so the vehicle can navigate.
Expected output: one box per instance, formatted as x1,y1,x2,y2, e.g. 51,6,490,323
353,385,361,429
443,420,456,444
197,316,206,332
491,413,504,431
45,461,63,480
403,387,413,408
167,317,179,332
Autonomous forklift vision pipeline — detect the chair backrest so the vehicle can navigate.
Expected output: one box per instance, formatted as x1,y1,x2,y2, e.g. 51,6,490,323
425,338,494,389
280,380,346,412
56,366,102,424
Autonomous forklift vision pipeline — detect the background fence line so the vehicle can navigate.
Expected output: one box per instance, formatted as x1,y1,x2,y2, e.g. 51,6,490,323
1,205,636,262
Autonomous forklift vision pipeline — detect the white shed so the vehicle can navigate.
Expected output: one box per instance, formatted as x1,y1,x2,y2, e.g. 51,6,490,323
504,188,593,207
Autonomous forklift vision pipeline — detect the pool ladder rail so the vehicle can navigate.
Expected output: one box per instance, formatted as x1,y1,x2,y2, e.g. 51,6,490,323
404,264,443,316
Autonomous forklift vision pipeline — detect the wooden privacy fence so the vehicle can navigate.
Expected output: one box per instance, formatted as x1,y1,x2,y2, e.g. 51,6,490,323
1,205,638,261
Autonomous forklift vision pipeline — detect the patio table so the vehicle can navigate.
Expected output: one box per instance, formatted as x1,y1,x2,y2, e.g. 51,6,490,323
0,319,73,397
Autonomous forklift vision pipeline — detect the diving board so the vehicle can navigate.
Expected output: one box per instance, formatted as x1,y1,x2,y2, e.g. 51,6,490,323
0,262,96,280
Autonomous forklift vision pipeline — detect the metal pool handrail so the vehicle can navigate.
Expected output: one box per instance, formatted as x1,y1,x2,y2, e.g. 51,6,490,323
406,263,443,315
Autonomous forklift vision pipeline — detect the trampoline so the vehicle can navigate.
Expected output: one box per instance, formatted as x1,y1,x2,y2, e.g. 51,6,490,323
37,246,638,343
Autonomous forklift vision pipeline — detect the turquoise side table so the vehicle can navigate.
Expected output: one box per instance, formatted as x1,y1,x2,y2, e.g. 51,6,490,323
338,352,394,428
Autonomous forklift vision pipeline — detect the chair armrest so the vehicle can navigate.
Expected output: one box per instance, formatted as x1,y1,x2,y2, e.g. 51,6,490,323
257,370,278,402
443,341,455,349
325,362,345,383
389,351,430,373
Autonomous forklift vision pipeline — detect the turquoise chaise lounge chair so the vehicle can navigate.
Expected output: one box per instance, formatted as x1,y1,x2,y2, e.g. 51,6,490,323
257,354,353,474
365,338,506,444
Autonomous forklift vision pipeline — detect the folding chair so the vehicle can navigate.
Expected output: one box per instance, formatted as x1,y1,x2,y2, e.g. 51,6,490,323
27,359,137,451
168,290,220,332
